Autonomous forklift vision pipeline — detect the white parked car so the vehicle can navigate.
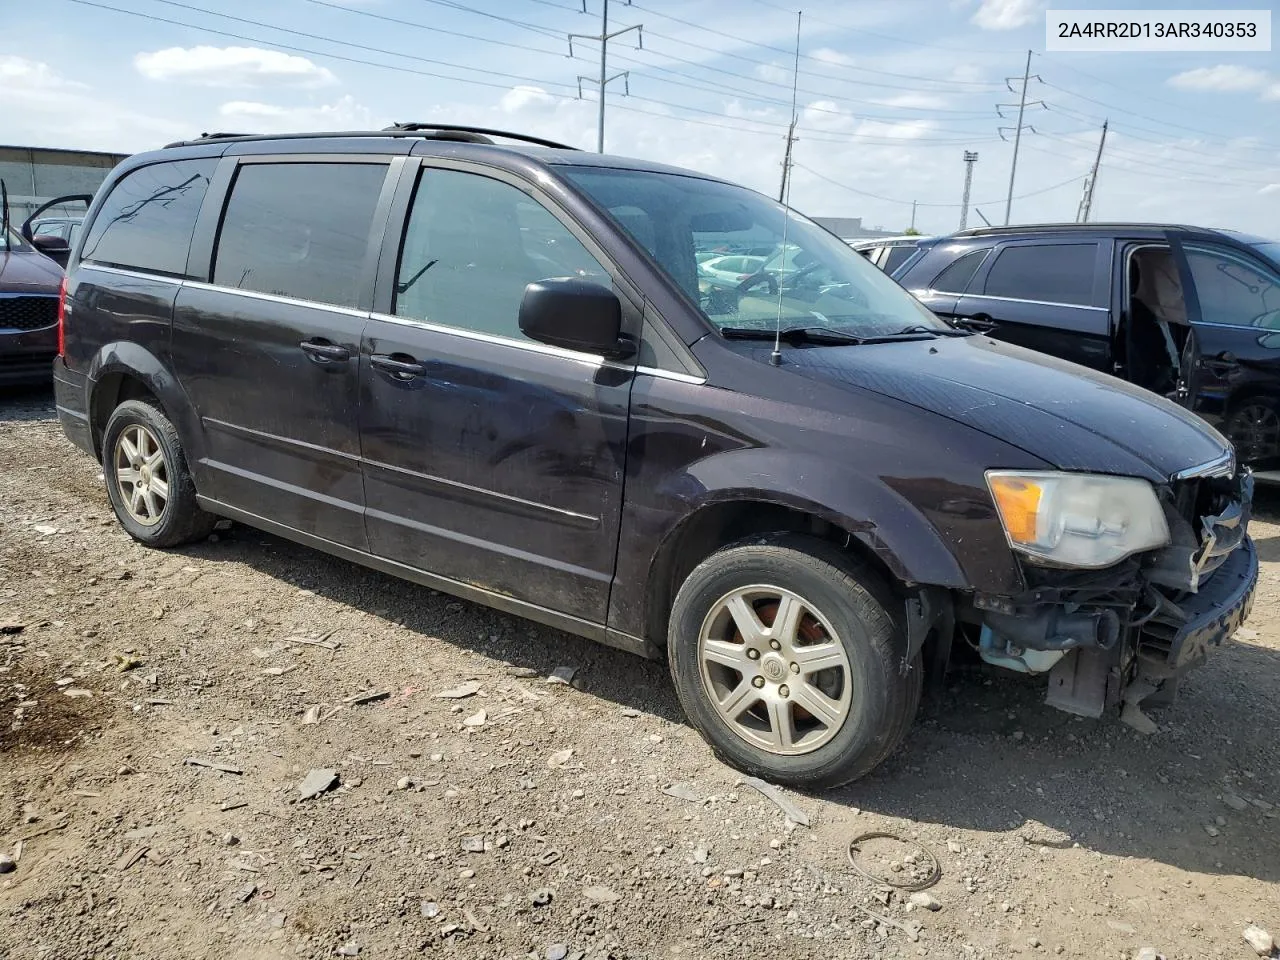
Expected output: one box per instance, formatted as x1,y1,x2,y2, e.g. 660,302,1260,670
697,254,767,289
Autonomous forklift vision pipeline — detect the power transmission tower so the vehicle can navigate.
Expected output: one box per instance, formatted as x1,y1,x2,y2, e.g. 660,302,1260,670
998,49,1043,225
1076,119,1109,222
959,151,978,230
777,12,802,203
569,0,642,153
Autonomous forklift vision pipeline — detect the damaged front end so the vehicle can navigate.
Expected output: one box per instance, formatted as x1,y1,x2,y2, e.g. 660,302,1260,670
969,460,1257,725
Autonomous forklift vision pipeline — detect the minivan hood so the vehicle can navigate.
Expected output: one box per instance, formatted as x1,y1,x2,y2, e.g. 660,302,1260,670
778,334,1229,482
0,249,63,291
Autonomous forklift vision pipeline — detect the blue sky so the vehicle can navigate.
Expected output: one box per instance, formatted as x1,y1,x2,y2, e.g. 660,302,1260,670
4,0,1279,235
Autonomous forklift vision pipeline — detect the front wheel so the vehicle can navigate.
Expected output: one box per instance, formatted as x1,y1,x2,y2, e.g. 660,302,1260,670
668,536,920,790
102,399,217,548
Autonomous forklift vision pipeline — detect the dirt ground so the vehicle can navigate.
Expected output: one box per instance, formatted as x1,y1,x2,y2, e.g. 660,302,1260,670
1,385,1277,960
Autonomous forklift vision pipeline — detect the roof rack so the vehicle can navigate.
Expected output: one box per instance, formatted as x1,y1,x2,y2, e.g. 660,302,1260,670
164,124,579,151
953,222,1198,237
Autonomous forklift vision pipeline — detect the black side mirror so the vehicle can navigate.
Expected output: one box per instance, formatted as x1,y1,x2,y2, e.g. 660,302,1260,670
32,234,70,254
519,278,633,359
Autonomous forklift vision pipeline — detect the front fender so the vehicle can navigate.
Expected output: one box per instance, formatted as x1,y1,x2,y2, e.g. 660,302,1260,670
677,448,968,589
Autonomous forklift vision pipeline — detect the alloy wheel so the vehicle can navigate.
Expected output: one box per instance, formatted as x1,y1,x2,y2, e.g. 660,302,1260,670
1227,403,1280,464
113,424,170,527
697,585,853,756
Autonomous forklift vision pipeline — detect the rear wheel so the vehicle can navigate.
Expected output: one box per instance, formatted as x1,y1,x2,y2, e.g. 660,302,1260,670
102,399,216,548
668,536,920,789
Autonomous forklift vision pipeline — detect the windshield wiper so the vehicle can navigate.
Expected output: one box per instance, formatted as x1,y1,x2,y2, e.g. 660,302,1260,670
877,323,972,339
721,325,867,345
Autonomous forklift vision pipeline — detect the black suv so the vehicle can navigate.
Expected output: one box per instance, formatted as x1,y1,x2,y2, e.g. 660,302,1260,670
895,224,1280,470
53,126,1257,788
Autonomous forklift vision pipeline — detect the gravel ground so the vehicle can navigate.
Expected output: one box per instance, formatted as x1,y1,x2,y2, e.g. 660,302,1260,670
1,385,1277,960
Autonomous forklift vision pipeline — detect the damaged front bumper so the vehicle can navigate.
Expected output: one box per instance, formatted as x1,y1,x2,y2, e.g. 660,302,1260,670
967,464,1258,720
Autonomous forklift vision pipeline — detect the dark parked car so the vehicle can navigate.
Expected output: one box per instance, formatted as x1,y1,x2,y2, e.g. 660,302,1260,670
848,235,931,274
31,216,84,248
53,126,1256,787
895,224,1280,471
0,224,63,386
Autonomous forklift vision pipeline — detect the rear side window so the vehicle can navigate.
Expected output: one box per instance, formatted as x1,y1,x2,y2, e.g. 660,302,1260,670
982,243,1097,305
931,248,989,293
213,162,387,308
80,159,216,277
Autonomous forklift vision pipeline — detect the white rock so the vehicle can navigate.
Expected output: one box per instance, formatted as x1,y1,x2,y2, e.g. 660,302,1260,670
909,892,942,911
1243,925,1274,957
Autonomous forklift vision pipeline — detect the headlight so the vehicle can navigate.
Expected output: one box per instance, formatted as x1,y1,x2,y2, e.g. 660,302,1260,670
986,471,1170,568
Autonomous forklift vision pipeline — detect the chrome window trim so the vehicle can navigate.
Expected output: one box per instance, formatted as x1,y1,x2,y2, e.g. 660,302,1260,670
367,310,614,366
77,263,183,285
182,279,369,318
635,365,706,385
957,292,1108,312
1172,448,1236,482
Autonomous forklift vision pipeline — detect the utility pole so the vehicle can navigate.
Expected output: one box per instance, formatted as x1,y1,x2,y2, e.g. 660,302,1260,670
569,0,642,153
1077,119,1109,222
959,151,978,230
998,49,1043,225
909,200,917,232
777,12,802,203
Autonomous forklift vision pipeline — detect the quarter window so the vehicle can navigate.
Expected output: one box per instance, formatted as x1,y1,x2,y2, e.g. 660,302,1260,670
213,162,388,308
79,159,216,277
982,243,1097,306
394,168,609,342
930,249,988,294
1185,245,1280,330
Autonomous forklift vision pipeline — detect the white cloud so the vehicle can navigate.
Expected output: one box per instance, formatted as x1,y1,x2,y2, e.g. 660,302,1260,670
971,0,1040,30
135,46,337,88
1260,184,1280,196
500,86,556,114
0,55,183,151
1168,65,1270,93
217,95,375,131
873,92,951,111
810,48,854,67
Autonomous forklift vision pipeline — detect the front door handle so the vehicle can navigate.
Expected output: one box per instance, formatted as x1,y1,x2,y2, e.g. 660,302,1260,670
300,339,351,362
370,353,427,380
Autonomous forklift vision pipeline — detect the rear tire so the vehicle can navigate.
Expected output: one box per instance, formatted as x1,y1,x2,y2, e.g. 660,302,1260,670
668,535,920,789
102,399,216,548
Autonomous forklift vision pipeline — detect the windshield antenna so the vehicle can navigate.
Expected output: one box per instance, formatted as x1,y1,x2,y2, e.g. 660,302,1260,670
771,11,802,367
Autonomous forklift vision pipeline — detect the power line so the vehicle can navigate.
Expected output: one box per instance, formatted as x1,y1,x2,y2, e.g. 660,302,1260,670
736,0,1013,54
794,162,1087,209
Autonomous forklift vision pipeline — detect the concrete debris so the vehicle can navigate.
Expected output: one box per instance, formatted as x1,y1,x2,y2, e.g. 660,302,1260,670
335,943,361,956
461,836,485,853
420,901,439,919
1222,793,1250,812
662,782,700,803
462,708,487,727
437,681,482,699
301,706,323,725
582,885,621,904
546,666,577,685
908,891,942,911
235,883,257,903
297,769,339,800
504,666,540,678
1243,926,1274,957
1202,824,1219,837
1135,948,1164,960
545,946,568,960
547,748,574,769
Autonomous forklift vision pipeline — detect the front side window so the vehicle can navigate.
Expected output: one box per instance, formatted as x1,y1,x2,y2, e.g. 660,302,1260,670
394,168,609,341
213,162,387,308
982,243,1097,306
560,166,944,337
1185,244,1280,330
80,158,216,276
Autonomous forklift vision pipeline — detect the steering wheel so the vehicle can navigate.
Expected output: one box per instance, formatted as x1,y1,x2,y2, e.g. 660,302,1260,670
737,271,778,296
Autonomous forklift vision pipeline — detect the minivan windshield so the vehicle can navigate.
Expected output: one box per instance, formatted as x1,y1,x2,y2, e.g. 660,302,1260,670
560,167,946,338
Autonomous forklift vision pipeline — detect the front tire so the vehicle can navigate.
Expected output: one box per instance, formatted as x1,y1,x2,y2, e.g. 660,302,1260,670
102,399,216,548
668,535,920,790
